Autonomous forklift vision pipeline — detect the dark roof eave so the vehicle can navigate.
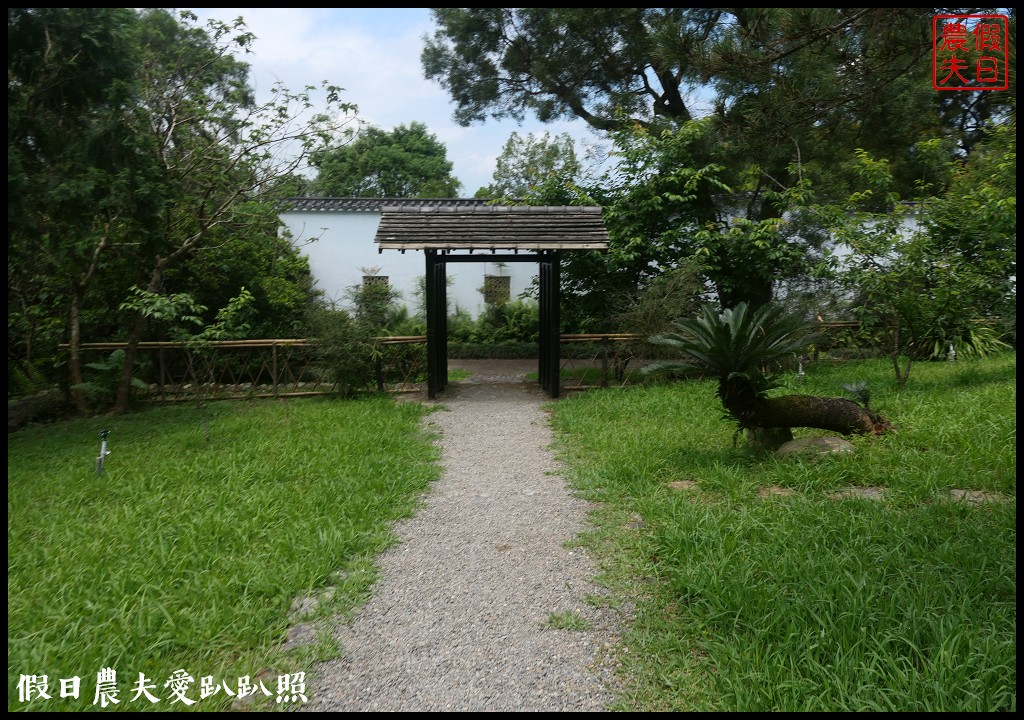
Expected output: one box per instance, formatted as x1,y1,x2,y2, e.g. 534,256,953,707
283,197,492,213
374,205,610,252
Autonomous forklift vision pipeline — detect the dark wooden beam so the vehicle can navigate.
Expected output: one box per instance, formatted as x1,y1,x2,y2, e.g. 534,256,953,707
435,253,545,263
538,252,561,399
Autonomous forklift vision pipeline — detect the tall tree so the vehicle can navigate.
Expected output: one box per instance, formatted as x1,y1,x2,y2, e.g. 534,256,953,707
478,131,583,199
8,9,355,412
8,8,161,410
310,121,461,198
106,9,357,413
423,8,1014,307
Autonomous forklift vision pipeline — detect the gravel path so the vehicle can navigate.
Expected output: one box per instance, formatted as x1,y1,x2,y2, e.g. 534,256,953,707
303,371,620,712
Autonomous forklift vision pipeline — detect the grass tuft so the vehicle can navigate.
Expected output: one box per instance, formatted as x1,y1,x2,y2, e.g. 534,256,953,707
544,610,591,632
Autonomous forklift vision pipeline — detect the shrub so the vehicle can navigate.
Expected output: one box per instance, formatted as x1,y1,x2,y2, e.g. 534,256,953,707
309,308,377,397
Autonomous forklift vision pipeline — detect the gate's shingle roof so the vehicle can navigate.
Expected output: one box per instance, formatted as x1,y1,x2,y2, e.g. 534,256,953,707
374,205,609,252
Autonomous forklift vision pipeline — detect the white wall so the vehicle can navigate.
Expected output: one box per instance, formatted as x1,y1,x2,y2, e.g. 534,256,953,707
281,209,539,318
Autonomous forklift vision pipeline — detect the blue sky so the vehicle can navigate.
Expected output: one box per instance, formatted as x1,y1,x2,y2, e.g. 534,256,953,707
190,8,604,196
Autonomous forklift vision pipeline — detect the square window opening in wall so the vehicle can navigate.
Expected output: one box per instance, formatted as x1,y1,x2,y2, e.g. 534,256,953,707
483,274,511,305
362,275,390,288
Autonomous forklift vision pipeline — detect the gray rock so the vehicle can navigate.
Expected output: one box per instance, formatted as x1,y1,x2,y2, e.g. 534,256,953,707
282,622,318,651
776,436,854,458
828,486,885,500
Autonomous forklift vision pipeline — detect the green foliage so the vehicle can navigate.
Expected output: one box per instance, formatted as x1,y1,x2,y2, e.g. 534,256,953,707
814,128,1016,387
385,306,427,338
475,299,540,344
8,8,163,391
647,301,821,427
936,324,1011,360
425,8,1008,183
481,131,584,199
536,119,838,329
346,277,404,331
611,264,703,333
310,121,461,198
649,302,819,380
447,342,538,360
119,286,208,331
70,349,149,405
424,8,1013,323
189,288,256,345
115,287,256,431
109,10,354,412
8,8,359,413
548,119,723,330
312,278,413,396
8,361,54,398
170,207,321,338
309,307,377,398
432,300,544,358
922,117,1017,343
118,286,256,349
446,300,540,346
692,183,838,309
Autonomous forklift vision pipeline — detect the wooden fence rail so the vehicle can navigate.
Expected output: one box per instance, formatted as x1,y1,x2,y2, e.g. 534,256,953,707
65,322,863,400
66,337,429,402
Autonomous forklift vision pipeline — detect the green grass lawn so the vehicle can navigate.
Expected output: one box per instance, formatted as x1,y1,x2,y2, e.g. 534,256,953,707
8,354,1016,712
8,395,441,712
525,364,647,386
550,353,1016,712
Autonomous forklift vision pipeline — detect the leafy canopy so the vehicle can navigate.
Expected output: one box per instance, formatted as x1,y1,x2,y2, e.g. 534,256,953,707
807,121,1016,387
310,121,461,198
424,8,1014,312
479,131,584,199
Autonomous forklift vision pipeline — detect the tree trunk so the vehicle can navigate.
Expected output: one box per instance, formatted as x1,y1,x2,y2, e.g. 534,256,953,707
111,311,149,415
890,322,911,390
111,264,166,415
68,232,112,414
67,284,90,415
753,394,891,436
718,377,891,450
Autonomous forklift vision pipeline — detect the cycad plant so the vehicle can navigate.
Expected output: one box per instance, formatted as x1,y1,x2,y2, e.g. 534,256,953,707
649,302,890,445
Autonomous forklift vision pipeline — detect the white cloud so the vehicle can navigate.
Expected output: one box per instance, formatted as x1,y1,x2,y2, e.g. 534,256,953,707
189,7,598,195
